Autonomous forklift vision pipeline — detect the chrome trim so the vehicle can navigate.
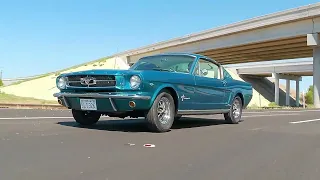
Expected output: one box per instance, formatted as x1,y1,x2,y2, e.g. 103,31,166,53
53,92,151,100
109,98,117,111
177,109,229,115
62,96,70,108
222,80,227,86
67,80,116,83
66,75,116,88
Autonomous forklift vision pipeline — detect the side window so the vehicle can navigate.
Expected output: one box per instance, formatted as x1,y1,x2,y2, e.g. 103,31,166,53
194,58,221,79
223,68,233,79
171,63,190,73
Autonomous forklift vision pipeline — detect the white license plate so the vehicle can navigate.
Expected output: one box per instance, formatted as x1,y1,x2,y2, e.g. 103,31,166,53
80,99,97,111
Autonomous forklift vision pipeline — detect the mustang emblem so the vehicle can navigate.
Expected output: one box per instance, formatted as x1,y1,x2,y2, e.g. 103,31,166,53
181,94,190,101
80,76,96,86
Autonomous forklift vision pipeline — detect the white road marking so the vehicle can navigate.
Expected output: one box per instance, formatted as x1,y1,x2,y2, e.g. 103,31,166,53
243,112,269,114
266,110,320,113
242,113,300,118
244,109,320,113
249,128,264,131
289,119,320,124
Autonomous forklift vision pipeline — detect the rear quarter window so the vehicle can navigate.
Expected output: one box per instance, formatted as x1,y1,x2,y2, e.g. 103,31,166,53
223,68,233,79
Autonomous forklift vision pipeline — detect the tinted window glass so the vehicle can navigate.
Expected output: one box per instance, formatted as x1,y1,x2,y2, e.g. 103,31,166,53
194,58,221,79
223,68,233,79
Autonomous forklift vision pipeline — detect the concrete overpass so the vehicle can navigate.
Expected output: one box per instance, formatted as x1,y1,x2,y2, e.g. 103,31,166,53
113,2,320,108
235,60,313,107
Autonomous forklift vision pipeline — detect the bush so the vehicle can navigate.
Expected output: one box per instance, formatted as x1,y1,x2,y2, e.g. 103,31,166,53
305,85,313,104
0,79,3,87
268,102,279,107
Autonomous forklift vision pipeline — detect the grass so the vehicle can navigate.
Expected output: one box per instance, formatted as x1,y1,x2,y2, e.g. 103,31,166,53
0,92,58,105
9,56,113,86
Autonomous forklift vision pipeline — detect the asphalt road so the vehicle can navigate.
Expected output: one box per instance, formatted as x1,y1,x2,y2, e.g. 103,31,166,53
1,108,320,180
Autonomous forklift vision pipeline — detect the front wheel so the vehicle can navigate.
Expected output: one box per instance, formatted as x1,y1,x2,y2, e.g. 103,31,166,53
224,96,243,124
145,91,175,132
72,109,101,126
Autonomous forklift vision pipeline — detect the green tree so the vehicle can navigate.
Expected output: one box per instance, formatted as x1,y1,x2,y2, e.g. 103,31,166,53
305,85,313,104
0,79,3,87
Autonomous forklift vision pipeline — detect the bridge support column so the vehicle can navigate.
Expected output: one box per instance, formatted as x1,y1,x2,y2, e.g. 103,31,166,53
308,33,320,108
313,47,320,108
296,80,300,107
286,79,290,106
273,73,280,105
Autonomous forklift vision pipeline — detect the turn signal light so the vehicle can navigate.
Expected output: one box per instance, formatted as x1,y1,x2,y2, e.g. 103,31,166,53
129,101,136,108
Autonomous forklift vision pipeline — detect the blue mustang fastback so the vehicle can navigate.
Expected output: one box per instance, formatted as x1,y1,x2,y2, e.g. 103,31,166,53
53,53,252,132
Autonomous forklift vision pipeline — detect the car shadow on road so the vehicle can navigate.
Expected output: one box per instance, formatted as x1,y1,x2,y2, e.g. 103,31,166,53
57,116,228,133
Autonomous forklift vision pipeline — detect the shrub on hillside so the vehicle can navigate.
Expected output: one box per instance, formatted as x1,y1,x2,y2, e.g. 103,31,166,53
0,79,3,87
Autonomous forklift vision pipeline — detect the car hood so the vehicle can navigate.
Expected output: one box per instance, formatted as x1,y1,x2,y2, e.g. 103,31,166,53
60,69,187,83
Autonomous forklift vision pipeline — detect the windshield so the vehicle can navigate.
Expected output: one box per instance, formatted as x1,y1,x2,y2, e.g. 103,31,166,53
130,54,196,73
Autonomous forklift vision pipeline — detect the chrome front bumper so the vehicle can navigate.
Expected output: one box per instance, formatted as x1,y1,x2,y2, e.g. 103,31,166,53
53,92,151,100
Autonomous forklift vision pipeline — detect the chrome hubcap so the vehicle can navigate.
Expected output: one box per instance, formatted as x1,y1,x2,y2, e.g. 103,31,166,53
157,97,171,124
232,99,241,119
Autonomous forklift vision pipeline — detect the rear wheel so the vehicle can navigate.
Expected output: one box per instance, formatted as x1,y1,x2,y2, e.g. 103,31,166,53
224,96,243,124
72,109,101,126
145,91,175,132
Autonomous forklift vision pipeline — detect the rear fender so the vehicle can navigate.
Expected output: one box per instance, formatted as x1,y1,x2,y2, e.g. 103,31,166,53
232,90,245,106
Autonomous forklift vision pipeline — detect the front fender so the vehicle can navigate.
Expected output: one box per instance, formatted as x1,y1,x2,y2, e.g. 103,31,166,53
148,83,180,108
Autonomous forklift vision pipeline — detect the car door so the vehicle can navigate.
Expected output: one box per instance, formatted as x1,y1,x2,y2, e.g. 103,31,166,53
193,58,226,110
168,61,196,111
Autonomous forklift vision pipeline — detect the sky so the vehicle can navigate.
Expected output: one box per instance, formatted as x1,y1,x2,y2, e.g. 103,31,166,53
0,0,318,91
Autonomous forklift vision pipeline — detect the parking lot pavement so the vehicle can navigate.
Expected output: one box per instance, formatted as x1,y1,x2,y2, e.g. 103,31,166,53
1,108,320,180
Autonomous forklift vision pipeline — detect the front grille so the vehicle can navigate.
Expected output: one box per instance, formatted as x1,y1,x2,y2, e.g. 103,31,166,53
66,75,116,87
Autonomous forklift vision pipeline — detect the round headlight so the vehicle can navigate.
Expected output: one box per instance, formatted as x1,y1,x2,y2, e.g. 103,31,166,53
57,77,67,89
130,75,141,89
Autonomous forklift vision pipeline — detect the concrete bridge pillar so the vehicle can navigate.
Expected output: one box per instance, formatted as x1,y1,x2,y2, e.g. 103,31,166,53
313,47,320,108
272,73,301,106
286,79,290,106
296,80,300,107
308,33,320,108
273,73,280,105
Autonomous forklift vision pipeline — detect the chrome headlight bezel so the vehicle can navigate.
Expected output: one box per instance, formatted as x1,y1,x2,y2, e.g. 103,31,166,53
129,75,141,89
57,76,67,89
